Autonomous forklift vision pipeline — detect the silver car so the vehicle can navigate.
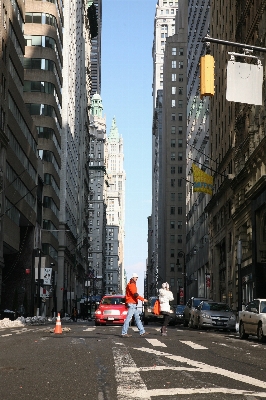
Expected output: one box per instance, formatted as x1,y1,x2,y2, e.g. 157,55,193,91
195,301,236,331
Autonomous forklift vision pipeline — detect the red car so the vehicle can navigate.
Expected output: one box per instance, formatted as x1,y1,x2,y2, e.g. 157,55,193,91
94,295,128,326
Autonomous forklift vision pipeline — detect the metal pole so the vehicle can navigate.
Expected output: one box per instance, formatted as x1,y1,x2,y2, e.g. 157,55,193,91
184,254,186,304
37,249,41,317
202,36,266,53
237,240,242,312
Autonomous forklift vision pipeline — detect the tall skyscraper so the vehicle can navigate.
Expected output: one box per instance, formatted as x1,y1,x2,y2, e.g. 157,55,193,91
186,0,210,300
88,93,107,296
105,118,126,294
149,0,178,297
87,0,102,96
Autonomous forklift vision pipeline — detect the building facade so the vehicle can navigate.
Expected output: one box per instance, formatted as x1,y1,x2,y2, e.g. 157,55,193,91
105,117,126,294
150,0,179,298
160,3,187,304
88,93,107,296
1,0,39,315
185,0,211,302
207,1,266,310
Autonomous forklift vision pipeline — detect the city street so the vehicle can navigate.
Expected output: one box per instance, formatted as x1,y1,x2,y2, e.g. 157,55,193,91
1,321,266,399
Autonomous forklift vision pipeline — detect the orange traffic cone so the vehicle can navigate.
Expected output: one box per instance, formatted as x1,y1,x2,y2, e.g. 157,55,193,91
54,313,63,334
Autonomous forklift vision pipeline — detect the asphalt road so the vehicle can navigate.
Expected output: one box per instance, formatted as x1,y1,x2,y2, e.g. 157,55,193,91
1,321,266,400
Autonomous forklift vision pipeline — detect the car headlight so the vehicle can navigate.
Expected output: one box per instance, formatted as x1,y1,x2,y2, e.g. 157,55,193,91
122,311,128,315
95,310,101,315
201,313,211,319
229,314,236,320
147,308,152,313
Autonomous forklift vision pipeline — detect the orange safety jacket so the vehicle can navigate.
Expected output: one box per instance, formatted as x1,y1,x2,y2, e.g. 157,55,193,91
125,279,144,305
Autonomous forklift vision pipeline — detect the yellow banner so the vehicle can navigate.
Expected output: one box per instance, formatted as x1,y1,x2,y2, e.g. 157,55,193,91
192,164,213,195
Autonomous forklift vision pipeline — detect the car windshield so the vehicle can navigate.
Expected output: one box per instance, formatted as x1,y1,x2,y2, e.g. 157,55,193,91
194,299,205,307
202,302,231,312
101,297,125,305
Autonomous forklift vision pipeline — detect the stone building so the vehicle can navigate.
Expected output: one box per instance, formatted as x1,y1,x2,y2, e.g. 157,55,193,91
160,2,187,304
207,1,266,309
1,0,39,314
105,118,126,294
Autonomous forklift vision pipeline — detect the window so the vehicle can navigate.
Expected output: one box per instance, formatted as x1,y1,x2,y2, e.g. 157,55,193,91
178,166,182,173
171,100,176,107
178,179,182,187
171,152,175,161
171,192,175,201
170,221,175,229
171,166,175,174
170,207,175,215
172,74,176,81
170,263,175,272
179,48,184,56
172,60,176,68
171,126,176,134
171,139,176,147
178,207,182,215
178,192,182,201
172,87,176,94
179,74,183,82
178,100,183,108
170,249,175,257
179,61,184,69
171,113,176,121
170,235,175,243
178,113,183,121
178,221,182,229
178,152,183,161
179,87,183,95
178,139,183,147
178,235,182,243
160,73,163,78
172,47,176,55
171,179,175,187
178,126,183,134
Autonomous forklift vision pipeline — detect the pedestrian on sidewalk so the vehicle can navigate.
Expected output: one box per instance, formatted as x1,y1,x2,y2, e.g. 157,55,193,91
121,273,149,337
159,282,174,336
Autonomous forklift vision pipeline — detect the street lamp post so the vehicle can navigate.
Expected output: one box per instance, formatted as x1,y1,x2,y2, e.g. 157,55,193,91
237,239,242,312
178,251,186,304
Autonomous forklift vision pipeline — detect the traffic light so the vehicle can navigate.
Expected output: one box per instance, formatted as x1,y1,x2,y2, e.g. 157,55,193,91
200,55,215,98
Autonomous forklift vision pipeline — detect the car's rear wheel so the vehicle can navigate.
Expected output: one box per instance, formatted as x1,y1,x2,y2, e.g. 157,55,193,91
257,323,266,342
239,322,249,339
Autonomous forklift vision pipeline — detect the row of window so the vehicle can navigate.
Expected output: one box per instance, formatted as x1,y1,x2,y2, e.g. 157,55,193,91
24,81,61,111
24,36,62,70
26,103,61,131
38,126,61,154
44,173,60,197
8,93,37,154
24,58,62,89
25,13,62,49
7,127,37,181
170,166,183,174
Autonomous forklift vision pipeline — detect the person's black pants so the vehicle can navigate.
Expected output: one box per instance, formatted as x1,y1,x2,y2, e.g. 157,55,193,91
161,312,171,327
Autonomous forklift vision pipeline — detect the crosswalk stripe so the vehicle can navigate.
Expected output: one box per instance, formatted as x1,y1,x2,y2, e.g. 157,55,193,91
145,338,167,347
179,340,208,349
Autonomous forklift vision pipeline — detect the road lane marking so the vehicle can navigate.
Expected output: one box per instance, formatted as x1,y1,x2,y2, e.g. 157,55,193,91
179,340,207,349
1,334,12,337
135,347,266,390
83,328,96,331
113,344,150,400
145,338,167,347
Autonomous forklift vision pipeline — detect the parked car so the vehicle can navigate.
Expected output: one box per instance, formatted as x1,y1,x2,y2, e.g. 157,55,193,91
183,297,209,327
175,304,185,324
239,299,266,342
94,295,128,326
193,301,236,331
143,296,176,325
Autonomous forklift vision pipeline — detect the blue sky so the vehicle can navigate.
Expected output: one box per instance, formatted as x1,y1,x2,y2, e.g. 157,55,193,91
102,0,157,295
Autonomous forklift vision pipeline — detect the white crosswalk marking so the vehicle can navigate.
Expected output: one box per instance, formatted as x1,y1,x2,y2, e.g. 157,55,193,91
145,338,167,347
113,344,150,399
179,340,208,349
